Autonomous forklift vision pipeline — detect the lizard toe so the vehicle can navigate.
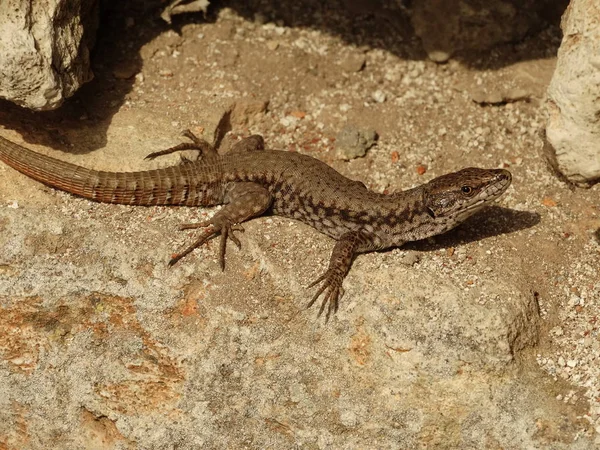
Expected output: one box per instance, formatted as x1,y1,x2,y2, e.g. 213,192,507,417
307,269,344,322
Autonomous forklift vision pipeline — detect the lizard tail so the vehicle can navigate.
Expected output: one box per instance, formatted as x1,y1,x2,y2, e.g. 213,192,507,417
0,135,219,206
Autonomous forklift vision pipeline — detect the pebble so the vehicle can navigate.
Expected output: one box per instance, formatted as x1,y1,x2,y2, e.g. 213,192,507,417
372,90,386,103
335,124,378,160
339,54,366,73
399,252,421,266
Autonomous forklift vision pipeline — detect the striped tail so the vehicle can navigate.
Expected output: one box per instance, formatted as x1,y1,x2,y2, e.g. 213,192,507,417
0,135,222,206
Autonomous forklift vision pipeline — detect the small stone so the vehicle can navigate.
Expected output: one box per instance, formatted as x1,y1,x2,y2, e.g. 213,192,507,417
161,0,210,24
335,124,378,160
340,410,357,427
372,90,386,103
231,99,269,126
399,252,420,266
568,294,581,307
339,54,366,73
505,88,530,102
470,88,503,105
427,50,451,63
113,61,139,79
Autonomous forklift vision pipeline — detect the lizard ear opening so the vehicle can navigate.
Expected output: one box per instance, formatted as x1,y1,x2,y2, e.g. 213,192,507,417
426,207,436,219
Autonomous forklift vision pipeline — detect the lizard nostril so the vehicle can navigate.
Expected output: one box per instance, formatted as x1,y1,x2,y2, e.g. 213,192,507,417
497,170,511,181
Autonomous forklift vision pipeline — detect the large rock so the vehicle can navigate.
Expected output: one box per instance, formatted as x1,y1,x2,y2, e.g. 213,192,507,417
0,158,583,447
545,0,600,185
0,0,97,110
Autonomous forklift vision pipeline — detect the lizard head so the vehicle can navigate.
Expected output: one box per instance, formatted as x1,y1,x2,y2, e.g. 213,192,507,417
423,168,512,223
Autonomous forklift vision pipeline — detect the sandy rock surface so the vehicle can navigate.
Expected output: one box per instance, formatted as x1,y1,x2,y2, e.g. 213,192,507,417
0,1,599,448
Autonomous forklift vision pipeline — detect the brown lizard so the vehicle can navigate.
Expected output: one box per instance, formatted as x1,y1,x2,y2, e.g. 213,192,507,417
0,131,512,320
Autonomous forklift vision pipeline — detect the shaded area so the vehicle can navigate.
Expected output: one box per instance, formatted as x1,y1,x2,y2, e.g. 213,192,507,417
405,206,541,251
222,0,567,69
594,228,600,245
0,0,566,153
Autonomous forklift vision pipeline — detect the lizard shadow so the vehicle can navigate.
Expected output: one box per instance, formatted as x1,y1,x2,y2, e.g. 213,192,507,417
402,206,541,252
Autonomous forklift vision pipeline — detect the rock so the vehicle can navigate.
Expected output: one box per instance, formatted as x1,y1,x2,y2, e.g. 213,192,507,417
161,0,210,24
0,0,97,110
371,90,387,103
0,202,566,448
399,251,421,266
335,124,378,160
339,53,366,73
457,59,556,105
112,60,139,80
0,136,590,448
230,98,269,127
411,0,565,62
545,0,600,185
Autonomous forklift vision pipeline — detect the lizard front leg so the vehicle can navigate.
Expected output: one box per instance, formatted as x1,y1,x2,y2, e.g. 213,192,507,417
169,182,272,268
307,230,381,321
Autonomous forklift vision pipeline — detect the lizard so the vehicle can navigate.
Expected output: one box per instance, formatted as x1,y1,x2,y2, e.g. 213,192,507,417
0,131,512,320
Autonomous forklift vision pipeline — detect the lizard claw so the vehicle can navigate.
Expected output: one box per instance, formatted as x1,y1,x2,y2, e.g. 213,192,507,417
144,130,215,160
306,269,345,322
169,220,244,269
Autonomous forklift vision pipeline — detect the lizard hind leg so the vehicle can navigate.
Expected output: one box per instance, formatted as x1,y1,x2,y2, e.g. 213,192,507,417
169,182,272,269
144,129,218,161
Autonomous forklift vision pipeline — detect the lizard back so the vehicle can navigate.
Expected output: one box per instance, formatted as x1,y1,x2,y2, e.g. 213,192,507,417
0,135,390,213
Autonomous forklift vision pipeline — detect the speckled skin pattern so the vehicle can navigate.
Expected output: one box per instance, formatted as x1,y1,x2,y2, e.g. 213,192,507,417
0,133,511,320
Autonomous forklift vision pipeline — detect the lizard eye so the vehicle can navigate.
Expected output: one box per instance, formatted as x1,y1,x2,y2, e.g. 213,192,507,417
461,185,473,195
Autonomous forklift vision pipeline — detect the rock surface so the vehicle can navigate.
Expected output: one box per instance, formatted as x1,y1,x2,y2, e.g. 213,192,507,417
0,0,97,110
0,1,597,448
0,190,558,448
545,0,600,185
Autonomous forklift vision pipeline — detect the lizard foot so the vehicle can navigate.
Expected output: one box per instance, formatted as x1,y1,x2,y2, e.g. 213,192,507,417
169,219,244,269
306,269,346,322
145,130,215,160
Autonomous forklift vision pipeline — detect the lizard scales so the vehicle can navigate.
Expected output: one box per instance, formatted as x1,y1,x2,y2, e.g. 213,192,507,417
0,132,512,319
